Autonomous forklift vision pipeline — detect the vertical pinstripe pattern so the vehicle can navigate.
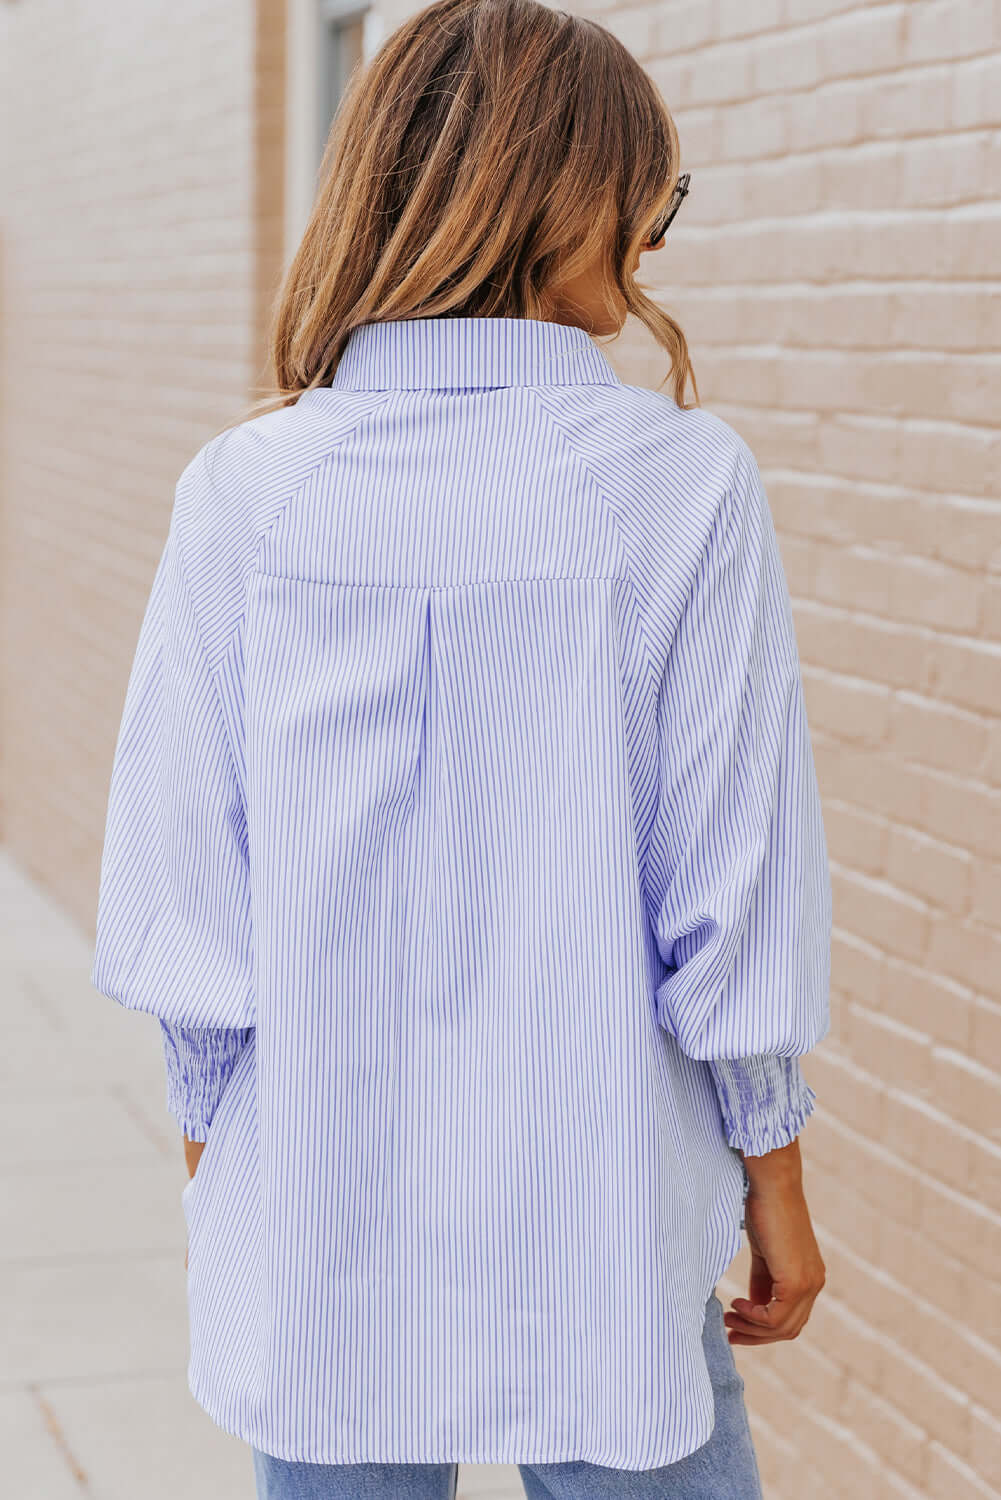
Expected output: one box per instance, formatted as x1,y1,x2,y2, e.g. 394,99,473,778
91,316,832,1468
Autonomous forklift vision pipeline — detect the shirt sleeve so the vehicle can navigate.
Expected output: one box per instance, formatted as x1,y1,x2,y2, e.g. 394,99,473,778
708,1054,817,1157
160,1020,253,1141
90,490,255,1030
646,439,832,1147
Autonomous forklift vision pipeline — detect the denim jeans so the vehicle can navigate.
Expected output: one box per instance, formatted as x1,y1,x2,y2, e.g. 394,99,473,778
250,1292,763,1499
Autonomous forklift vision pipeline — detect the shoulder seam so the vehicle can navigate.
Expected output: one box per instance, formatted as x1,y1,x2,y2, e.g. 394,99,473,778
527,386,661,694
249,394,397,569
189,396,396,662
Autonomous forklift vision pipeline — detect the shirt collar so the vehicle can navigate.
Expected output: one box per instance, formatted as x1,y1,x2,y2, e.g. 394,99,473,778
329,316,622,391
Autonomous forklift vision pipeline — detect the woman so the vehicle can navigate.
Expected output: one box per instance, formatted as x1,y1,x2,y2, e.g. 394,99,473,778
91,0,831,1496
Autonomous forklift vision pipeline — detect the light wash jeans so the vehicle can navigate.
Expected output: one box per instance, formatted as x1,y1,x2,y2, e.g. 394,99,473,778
250,1292,763,1499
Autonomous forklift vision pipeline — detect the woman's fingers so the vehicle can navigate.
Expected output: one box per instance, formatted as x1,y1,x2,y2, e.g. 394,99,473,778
730,1296,776,1321
724,1296,812,1342
724,1312,801,1340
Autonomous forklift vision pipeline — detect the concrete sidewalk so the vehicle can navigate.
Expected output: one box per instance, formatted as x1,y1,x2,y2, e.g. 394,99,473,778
0,850,520,1499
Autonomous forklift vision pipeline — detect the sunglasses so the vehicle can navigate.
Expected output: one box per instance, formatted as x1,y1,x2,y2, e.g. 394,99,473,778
646,172,691,247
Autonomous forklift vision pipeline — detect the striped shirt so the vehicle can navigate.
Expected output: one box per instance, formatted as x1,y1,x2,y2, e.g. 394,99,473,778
90,314,832,1468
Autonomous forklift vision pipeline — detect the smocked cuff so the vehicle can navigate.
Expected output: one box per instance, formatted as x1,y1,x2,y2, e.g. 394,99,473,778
709,1054,817,1157
160,1020,253,1141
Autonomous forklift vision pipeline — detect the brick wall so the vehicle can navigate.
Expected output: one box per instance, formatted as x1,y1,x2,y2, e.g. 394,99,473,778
575,1,1001,1495
2,0,999,1494
0,0,285,928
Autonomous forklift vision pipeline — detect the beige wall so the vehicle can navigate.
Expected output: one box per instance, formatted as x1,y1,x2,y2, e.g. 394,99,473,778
576,1,1001,1495
2,0,1000,1496
0,0,285,925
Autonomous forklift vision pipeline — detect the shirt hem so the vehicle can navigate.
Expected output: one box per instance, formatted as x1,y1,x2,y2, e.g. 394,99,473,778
185,1364,718,1471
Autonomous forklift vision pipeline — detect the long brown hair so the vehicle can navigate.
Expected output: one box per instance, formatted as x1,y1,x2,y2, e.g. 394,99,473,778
239,0,696,426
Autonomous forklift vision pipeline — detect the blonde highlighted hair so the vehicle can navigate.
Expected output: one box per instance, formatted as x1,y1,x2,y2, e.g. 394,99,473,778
239,0,696,425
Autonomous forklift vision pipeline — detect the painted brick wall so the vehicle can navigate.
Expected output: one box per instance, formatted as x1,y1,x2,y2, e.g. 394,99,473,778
0,0,285,930
2,0,1000,1495
570,1,1001,1495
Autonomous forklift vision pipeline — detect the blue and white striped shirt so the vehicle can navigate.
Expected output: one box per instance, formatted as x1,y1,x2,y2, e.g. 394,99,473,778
91,315,831,1468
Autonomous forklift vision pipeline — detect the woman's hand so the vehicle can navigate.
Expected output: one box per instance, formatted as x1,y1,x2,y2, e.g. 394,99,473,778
723,1136,826,1346
182,1133,205,1270
183,1133,206,1180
